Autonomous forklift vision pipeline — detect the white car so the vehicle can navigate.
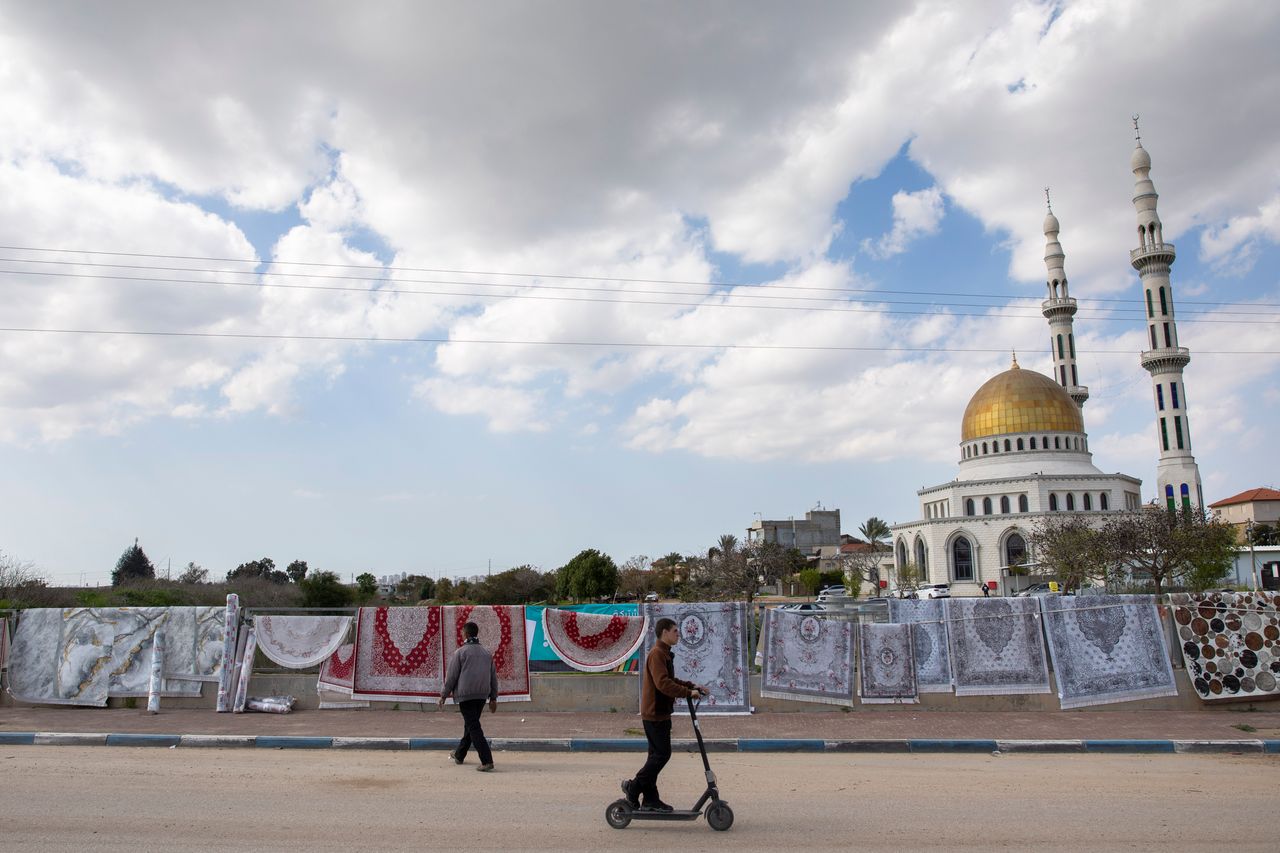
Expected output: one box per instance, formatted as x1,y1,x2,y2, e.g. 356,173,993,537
643,591,659,602
916,584,951,600
778,602,827,612
1014,583,1061,597
816,586,847,601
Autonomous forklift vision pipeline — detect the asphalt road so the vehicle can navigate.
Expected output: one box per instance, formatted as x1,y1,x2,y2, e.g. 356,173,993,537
2,747,1275,851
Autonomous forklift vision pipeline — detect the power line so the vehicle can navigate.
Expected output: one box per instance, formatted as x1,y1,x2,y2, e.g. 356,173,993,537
1,326,1276,355
3,266,1277,325
2,243,1275,309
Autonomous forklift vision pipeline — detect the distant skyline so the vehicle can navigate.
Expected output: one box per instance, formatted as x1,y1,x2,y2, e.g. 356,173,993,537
1,2,1278,586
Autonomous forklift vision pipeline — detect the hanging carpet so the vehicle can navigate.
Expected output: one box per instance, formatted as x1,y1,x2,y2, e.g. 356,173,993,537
351,606,444,701
1169,591,1280,702
7,608,114,706
759,607,855,706
542,608,647,672
888,598,953,693
0,617,9,670
858,622,919,704
162,606,226,683
442,605,531,701
946,597,1051,696
640,602,750,714
256,615,352,669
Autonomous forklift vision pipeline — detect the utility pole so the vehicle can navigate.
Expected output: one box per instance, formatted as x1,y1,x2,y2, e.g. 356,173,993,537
1248,520,1259,590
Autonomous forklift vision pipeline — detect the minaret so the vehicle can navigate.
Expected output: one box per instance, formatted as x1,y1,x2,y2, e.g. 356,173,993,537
1040,189,1089,408
1129,117,1203,511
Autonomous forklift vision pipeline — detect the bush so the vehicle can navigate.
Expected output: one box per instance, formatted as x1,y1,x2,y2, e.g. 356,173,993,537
299,571,354,608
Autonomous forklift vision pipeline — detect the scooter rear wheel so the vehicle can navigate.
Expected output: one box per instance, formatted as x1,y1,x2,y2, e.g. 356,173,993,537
706,801,734,831
605,799,633,829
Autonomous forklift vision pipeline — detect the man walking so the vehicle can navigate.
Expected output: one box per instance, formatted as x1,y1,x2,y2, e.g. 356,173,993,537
439,621,499,772
621,618,705,811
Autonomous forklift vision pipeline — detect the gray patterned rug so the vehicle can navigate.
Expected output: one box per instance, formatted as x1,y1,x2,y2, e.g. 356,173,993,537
760,607,855,706
1040,595,1177,709
888,598,953,692
857,622,918,704
640,602,750,714
946,597,1050,696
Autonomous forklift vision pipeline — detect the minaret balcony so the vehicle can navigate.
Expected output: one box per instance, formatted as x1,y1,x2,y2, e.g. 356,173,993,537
1041,297,1078,318
1140,346,1190,373
1068,384,1089,403
1130,242,1176,265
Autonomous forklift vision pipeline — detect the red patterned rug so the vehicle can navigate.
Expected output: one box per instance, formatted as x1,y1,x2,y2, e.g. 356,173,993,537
318,643,356,692
542,608,647,672
351,606,443,701
442,605,530,701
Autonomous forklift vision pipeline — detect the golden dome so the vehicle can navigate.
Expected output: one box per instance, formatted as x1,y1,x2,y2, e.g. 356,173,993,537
961,361,1083,442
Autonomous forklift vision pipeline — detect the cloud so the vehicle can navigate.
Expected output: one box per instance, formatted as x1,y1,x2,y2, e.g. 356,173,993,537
863,186,945,258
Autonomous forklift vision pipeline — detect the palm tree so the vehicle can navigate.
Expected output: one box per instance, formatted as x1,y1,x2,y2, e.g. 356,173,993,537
717,533,739,556
859,517,891,551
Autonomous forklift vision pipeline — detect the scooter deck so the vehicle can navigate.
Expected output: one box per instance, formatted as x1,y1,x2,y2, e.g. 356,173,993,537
628,809,702,821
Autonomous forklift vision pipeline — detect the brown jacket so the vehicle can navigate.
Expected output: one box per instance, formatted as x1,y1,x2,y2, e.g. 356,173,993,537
641,639,695,721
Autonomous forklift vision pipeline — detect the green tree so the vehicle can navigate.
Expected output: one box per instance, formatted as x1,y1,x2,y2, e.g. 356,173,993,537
434,577,455,602
299,570,354,608
286,560,309,584
1105,506,1237,597
894,561,924,595
797,568,822,596
177,562,209,585
417,576,437,601
112,539,156,586
1249,523,1278,547
858,517,891,549
226,557,287,584
555,549,619,602
1030,515,1113,593
356,572,378,599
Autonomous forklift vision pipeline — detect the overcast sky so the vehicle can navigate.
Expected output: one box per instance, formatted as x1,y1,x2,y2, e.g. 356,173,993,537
1,1,1277,585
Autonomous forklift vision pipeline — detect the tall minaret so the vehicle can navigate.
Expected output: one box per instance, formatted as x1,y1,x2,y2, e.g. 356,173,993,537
1129,116,1203,511
1040,189,1089,409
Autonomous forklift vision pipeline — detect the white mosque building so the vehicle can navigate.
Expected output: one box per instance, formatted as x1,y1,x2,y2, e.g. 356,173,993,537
889,125,1203,596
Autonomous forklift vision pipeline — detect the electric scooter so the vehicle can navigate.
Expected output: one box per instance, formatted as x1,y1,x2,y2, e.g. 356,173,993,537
605,696,735,832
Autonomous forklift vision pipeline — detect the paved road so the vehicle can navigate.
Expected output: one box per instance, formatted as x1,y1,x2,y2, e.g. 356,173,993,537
2,747,1275,851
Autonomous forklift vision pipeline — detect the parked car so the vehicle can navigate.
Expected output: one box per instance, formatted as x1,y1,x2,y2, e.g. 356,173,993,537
1014,582,1061,596
916,583,951,600
816,586,847,601
643,591,659,602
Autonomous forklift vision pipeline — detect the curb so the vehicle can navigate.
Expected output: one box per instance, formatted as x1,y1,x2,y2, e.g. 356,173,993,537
0,732,1276,754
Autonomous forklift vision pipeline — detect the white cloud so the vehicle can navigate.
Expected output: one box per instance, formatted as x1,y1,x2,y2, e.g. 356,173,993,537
863,186,946,259
413,378,549,434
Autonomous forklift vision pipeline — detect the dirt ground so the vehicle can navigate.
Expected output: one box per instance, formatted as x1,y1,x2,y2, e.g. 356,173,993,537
2,746,1276,851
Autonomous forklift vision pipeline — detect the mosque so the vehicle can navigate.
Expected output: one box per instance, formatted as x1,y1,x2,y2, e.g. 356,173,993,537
889,125,1204,596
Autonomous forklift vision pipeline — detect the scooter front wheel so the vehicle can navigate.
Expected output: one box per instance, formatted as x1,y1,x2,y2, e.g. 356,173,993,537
605,799,633,829
706,801,734,831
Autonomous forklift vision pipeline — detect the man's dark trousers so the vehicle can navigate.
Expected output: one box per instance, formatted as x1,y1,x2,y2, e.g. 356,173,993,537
633,719,673,800
453,699,493,765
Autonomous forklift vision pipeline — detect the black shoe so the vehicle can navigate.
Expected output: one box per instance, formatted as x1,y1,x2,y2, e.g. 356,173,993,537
450,751,464,765
620,779,640,808
642,799,674,813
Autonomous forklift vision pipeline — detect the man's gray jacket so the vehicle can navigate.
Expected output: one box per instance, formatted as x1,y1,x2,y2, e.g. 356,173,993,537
442,640,499,702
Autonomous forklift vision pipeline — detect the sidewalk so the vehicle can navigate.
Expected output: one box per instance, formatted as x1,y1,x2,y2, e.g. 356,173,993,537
4,705,1280,753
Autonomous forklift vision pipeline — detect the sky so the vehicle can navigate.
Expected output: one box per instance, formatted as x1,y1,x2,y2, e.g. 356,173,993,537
1,1,1278,587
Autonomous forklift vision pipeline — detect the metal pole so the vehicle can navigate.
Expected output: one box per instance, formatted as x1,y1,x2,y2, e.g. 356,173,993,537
1248,521,1259,590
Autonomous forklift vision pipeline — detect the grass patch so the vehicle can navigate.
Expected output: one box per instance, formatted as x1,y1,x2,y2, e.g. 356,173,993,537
1232,723,1257,733
624,727,644,736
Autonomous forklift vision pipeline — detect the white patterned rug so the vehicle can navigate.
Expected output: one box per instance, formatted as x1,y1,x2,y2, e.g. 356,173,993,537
760,607,855,706
888,598,953,693
1040,594,1178,709
8,608,113,706
946,597,1051,696
542,608,647,672
1169,591,1280,701
256,615,352,669
639,602,750,714
858,622,919,704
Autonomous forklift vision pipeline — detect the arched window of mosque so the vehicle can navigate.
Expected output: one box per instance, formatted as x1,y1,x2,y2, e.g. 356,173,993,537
1029,437,1037,450
952,538,974,582
1066,493,1075,511
1163,323,1172,347
1100,493,1109,511
915,538,927,574
1057,334,1064,359
982,442,988,455
1018,494,1029,512
1150,326,1158,349
1180,483,1191,511
1159,287,1168,315
965,499,975,517
896,540,907,570
1138,224,1146,246
1043,436,1049,449
1060,365,1067,385
1005,533,1027,572
1016,438,1024,451
992,442,999,454
983,497,992,515
1071,364,1078,385
1083,493,1092,511
1165,484,1175,511
1054,437,1061,449
1000,496,1010,514
1068,334,1075,358
1145,290,1154,318
1049,494,1059,511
